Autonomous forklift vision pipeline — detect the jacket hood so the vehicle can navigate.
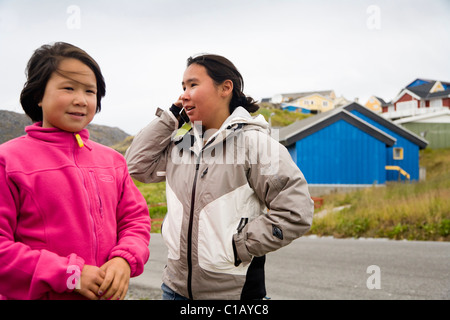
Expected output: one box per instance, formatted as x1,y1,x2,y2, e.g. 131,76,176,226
188,107,270,151
221,107,269,133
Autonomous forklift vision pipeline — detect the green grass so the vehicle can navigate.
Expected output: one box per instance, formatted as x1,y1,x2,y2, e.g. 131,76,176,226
255,105,311,127
133,180,166,233
311,148,450,241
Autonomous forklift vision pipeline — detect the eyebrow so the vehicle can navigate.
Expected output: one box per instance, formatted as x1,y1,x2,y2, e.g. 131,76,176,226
182,77,199,86
59,77,97,90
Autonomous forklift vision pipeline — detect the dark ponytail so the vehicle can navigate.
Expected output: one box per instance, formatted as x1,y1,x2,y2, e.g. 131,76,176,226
186,54,259,114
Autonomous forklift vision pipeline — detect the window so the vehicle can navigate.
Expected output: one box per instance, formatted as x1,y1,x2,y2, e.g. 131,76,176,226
393,147,404,160
396,100,417,111
430,99,443,108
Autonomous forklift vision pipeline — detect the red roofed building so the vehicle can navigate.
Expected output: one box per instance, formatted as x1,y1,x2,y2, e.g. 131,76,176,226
382,79,450,120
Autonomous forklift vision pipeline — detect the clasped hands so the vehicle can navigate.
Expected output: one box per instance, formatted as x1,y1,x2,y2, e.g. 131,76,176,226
75,257,131,300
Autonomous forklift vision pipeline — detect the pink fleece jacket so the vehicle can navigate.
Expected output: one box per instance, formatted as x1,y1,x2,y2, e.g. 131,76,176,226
0,123,151,300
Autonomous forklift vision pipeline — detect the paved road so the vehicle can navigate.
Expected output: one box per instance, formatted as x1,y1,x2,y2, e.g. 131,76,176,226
128,234,450,300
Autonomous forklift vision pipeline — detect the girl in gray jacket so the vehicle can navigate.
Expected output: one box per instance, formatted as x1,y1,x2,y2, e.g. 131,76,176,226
125,54,314,300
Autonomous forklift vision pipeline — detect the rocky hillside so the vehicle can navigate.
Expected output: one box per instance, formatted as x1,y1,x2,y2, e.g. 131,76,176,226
0,109,130,147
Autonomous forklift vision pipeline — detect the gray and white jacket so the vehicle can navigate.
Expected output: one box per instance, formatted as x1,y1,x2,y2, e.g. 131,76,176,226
125,106,314,299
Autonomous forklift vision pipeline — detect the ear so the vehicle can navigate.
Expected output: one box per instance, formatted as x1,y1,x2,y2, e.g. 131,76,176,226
220,79,233,98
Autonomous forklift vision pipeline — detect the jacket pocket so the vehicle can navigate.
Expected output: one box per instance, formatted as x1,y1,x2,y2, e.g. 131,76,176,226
198,206,245,275
89,171,103,219
197,183,261,275
197,186,255,276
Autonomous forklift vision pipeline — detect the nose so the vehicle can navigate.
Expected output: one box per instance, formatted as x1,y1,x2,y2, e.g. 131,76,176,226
180,90,190,104
73,91,88,107
180,93,187,106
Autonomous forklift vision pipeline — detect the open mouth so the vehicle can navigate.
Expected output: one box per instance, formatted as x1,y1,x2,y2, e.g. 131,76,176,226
185,106,195,112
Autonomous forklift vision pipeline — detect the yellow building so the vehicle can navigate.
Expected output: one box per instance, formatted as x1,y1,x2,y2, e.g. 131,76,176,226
291,93,334,113
274,90,336,113
365,96,388,113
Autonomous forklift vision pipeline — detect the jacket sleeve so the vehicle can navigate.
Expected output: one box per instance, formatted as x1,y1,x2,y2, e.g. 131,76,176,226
233,131,314,265
125,108,179,183
108,164,151,277
0,163,85,299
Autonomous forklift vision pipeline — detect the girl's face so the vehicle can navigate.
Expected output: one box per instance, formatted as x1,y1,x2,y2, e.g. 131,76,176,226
39,58,97,133
181,63,231,130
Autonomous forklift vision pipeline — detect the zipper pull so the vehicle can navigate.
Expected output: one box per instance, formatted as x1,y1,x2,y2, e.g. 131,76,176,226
75,133,84,148
237,217,248,233
201,167,208,178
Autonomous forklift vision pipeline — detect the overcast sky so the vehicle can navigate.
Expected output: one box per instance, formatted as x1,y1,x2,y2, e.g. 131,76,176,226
1,0,449,135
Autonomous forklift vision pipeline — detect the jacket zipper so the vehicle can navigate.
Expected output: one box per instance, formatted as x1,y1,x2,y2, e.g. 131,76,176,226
187,161,200,300
73,133,99,265
186,136,216,299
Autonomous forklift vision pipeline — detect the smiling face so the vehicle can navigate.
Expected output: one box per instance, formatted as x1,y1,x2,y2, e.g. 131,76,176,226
181,63,232,130
38,58,98,132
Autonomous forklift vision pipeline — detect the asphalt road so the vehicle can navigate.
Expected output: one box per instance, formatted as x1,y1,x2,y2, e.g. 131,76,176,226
128,234,450,300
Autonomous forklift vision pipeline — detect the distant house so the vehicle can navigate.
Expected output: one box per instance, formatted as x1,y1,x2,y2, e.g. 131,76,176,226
382,78,450,120
365,96,391,113
333,95,352,108
344,102,428,181
273,90,336,114
281,104,312,114
272,90,336,104
278,102,428,195
394,110,450,149
289,93,334,113
279,105,396,193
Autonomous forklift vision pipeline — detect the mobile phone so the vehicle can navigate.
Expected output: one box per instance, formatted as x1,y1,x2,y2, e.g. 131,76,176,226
179,107,190,124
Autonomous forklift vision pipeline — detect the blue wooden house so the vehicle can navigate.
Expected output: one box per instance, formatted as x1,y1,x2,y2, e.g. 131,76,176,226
281,103,312,114
343,102,428,181
278,103,428,191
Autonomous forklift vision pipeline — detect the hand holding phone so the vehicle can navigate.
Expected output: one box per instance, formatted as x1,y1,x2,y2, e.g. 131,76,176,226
170,95,190,128
174,95,183,108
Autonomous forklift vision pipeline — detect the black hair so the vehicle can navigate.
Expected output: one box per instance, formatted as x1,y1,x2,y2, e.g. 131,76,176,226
20,42,106,122
187,54,259,114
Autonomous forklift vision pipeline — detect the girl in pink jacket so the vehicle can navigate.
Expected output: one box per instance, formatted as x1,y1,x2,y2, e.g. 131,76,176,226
0,42,151,300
